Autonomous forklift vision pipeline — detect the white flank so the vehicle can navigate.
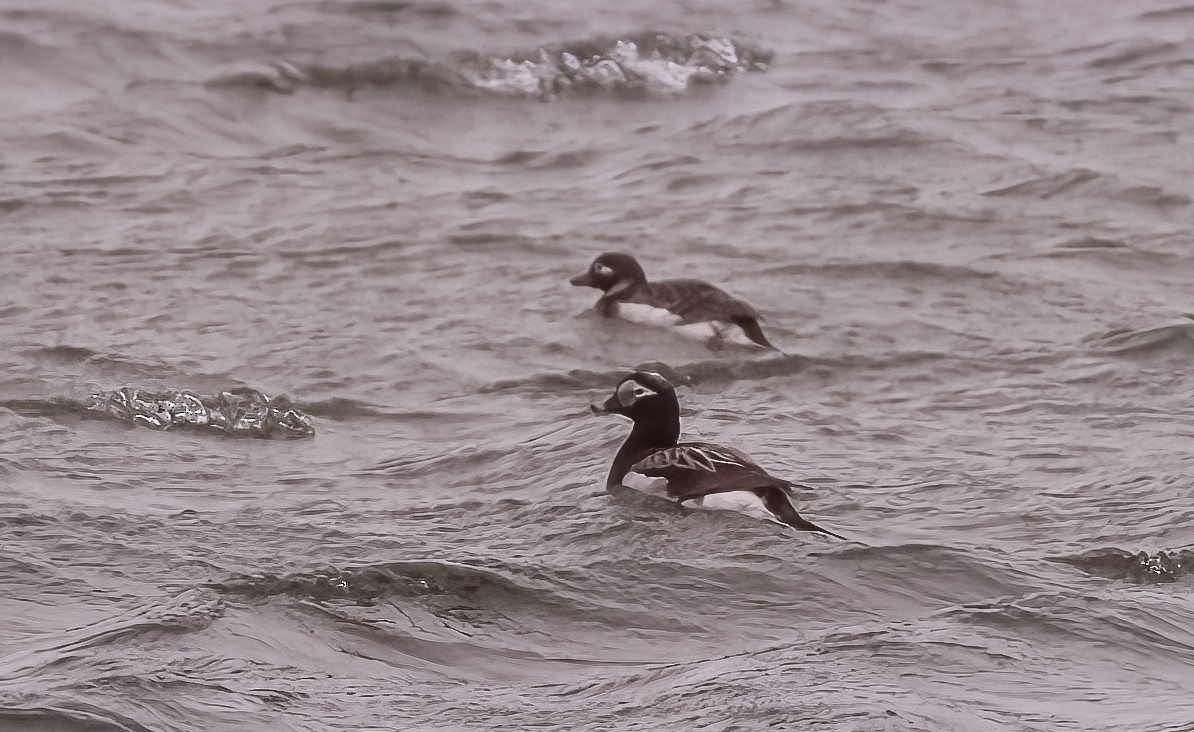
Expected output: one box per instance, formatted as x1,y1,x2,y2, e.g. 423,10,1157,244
682,321,761,347
671,321,722,342
691,491,780,524
614,304,759,347
621,472,669,496
614,302,683,327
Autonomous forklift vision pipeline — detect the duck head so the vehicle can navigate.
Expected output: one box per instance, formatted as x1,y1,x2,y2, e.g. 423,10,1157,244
570,252,648,299
591,371,677,418
592,371,681,489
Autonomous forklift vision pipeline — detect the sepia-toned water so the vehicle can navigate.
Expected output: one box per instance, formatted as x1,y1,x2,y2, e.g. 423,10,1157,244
3,0,1194,729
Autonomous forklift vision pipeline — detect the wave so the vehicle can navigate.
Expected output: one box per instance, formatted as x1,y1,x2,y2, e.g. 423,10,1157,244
475,355,808,395
362,443,518,479
704,100,934,151
1138,5,1194,22
206,32,772,99
1054,548,1194,583
477,366,635,394
771,258,1004,283
0,705,155,732
299,396,385,419
0,590,224,683
941,588,1194,671
19,344,176,380
307,0,458,18
1084,316,1194,355
0,590,225,732
475,347,985,398
1082,39,1186,70
212,559,530,604
982,168,1190,208
664,349,974,387
2,391,493,437
85,387,315,438
208,560,651,661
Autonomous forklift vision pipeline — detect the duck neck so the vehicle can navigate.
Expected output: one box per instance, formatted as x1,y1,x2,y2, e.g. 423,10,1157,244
606,412,680,489
597,280,645,316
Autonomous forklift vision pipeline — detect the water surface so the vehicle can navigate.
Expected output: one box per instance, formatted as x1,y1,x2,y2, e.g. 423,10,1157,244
3,1,1194,729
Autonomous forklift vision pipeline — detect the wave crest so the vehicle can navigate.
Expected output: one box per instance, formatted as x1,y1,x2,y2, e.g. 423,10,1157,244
454,33,771,98
1056,548,1194,583
85,387,315,438
213,560,524,604
209,33,772,99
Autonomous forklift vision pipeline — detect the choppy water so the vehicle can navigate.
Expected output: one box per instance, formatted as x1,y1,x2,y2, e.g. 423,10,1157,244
3,0,1194,730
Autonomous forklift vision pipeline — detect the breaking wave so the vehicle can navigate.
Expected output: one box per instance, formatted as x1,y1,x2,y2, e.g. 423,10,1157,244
85,387,315,438
1056,548,1194,583
206,32,772,98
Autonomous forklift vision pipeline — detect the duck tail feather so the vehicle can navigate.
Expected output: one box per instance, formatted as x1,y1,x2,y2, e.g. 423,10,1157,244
761,487,844,540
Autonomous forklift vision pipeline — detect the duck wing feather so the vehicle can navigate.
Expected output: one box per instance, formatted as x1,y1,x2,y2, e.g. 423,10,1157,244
633,279,761,323
630,442,843,538
630,442,774,500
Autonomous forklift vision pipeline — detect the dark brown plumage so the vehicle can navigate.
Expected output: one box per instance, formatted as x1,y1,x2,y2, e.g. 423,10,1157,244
570,252,777,349
590,371,842,538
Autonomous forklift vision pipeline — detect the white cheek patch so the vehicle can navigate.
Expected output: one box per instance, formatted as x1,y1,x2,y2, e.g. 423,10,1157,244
615,380,657,407
614,302,683,327
605,278,637,298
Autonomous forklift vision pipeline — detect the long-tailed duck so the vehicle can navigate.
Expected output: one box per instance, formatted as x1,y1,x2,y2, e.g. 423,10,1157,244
591,371,842,538
570,252,777,349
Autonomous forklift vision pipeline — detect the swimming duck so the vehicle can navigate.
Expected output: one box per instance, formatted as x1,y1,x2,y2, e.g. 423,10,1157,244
591,371,842,537
570,252,777,349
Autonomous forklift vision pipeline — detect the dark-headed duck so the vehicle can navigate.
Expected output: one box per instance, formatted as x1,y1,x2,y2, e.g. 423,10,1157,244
591,371,842,538
570,252,776,349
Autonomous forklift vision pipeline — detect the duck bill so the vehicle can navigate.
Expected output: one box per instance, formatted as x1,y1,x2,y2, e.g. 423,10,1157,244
570,271,595,287
590,394,626,416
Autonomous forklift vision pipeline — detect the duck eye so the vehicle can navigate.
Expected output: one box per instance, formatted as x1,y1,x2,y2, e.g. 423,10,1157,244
593,263,614,277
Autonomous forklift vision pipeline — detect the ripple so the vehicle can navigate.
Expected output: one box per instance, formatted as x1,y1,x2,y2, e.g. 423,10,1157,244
982,168,1190,208
1085,317,1194,356
0,589,225,683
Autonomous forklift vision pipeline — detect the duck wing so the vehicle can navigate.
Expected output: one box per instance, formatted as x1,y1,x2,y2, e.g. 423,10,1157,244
634,279,761,323
630,442,843,538
629,442,773,499
633,280,776,349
